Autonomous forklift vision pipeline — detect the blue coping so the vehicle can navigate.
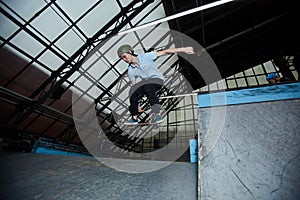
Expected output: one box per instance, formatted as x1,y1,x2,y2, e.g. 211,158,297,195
198,82,300,108
34,146,91,157
31,139,91,157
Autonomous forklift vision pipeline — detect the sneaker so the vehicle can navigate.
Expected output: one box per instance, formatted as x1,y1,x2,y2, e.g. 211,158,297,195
124,117,138,125
154,115,164,124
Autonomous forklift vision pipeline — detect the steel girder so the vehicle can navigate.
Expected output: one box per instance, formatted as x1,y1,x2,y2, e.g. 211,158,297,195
6,0,155,127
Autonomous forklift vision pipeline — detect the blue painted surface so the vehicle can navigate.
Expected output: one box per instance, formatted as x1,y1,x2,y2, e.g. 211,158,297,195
35,147,91,157
189,139,198,163
31,139,90,157
198,82,300,108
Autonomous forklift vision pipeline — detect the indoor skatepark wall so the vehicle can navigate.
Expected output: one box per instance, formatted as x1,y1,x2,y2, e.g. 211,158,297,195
198,82,300,200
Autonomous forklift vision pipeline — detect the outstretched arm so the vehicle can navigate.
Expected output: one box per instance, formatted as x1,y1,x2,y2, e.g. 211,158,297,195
156,47,194,57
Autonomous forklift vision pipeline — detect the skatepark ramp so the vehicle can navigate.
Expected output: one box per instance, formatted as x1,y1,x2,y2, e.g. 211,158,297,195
198,82,300,200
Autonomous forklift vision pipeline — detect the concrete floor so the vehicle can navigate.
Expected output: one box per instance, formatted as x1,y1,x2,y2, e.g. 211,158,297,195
0,153,197,200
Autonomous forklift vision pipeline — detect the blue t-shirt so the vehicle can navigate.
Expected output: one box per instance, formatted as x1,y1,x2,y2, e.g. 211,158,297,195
128,51,165,82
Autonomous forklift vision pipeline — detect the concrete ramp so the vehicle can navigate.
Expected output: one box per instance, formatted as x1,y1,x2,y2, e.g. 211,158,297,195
198,83,300,200
0,153,197,200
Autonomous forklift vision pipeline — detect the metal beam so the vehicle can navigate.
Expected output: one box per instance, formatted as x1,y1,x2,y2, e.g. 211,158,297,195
0,86,73,125
118,0,234,35
10,0,154,126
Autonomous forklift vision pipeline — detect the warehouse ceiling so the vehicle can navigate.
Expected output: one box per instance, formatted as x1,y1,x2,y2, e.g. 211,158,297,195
0,0,299,152
163,0,299,88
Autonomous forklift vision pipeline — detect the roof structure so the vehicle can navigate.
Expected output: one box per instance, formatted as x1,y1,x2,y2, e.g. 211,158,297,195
0,0,299,155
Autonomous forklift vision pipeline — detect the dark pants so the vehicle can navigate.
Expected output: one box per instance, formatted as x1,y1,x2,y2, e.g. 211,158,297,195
129,78,163,116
